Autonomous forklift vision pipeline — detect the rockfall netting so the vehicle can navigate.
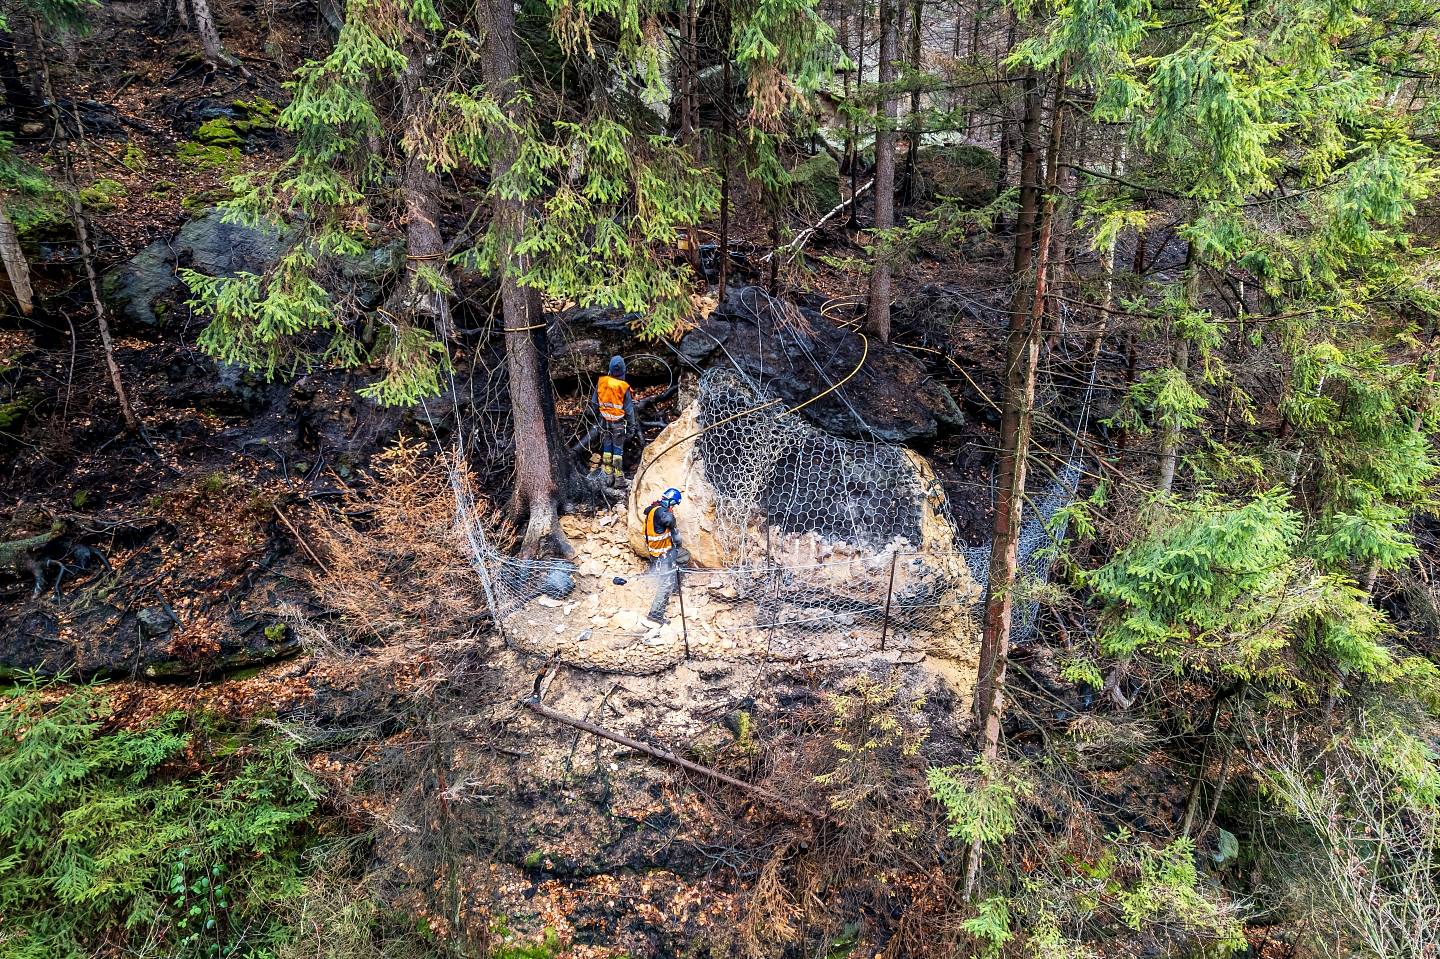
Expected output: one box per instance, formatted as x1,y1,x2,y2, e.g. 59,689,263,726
445,368,1081,677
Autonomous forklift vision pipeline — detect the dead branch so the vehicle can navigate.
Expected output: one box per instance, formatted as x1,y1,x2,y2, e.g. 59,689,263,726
764,178,875,265
522,696,826,822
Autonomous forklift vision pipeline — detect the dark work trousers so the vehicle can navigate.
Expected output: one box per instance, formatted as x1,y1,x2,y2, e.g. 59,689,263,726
647,551,678,623
599,419,627,478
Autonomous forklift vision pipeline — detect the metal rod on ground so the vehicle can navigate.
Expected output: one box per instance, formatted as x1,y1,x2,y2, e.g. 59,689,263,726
676,565,689,657
879,550,899,652
523,697,824,821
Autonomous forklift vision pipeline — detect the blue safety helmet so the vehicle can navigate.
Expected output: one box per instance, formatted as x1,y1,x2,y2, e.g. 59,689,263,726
662,488,682,506
608,355,627,377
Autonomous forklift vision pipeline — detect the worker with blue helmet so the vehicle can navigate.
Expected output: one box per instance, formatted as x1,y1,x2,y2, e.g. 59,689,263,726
642,488,684,626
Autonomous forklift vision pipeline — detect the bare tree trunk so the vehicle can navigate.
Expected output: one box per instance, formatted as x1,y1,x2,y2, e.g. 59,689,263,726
479,0,572,558
865,0,898,342
32,21,138,433
964,69,1045,901
0,206,34,316
188,0,244,71
385,33,450,339
174,0,192,29
1156,243,1197,495
677,0,703,275
846,0,865,229
839,0,852,173
719,9,732,300
898,0,923,205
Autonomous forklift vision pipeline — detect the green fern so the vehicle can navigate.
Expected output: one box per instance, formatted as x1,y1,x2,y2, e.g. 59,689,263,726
0,684,318,959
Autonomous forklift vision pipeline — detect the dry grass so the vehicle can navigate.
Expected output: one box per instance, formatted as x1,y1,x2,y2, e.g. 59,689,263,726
304,439,512,649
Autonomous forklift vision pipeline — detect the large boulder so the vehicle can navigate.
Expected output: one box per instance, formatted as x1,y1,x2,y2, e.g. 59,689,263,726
790,152,841,216
677,286,963,443
104,209,402,329
626,371,977,604
548,306,679,385
105,208,291,328
914,143,1000,205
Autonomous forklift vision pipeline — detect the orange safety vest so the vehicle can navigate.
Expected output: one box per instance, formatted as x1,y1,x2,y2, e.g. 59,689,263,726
643,503,673,557
597,375,630,422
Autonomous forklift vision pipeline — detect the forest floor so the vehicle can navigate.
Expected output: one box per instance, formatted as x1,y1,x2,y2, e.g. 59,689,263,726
0,6,1143,956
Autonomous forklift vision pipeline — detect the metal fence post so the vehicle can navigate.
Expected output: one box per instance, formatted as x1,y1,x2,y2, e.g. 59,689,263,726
879,550,899,652
676,565,690,658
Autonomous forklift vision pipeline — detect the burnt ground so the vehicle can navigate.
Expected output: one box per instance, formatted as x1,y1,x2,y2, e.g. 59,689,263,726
0,4,1194,956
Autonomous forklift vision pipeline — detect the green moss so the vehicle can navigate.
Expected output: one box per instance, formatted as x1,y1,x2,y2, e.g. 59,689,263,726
177,141,241,173
181,184,238,211
121,143,146,172
263,622,287,643
78,178,127,211
231,96,279,127
199,471,235,496
522,849,544,869
72,490,91,509
734,709,756,755
194,118,244,148
491,924,561,959
148,179,177,195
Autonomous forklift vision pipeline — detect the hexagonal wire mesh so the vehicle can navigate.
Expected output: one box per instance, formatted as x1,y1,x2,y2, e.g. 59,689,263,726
444,367,1082,669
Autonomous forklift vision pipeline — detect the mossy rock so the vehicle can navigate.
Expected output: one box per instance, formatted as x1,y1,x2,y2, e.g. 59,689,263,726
231,96,279,127
194,118,245,148
121,144,147,172
789,151,841,216
914,143,1000,205
178,141,241,173
79,178,128,211
181,184,240,212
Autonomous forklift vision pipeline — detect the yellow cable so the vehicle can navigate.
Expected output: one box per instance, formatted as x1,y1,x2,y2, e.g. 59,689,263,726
896,341,1001,413
778,331,868,418
631,325,872,491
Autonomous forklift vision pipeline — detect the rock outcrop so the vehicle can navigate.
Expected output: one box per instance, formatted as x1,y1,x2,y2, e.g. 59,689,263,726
677,286,964,443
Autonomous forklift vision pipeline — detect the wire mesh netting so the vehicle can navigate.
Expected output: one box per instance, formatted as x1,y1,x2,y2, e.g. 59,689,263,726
445,368,1082,677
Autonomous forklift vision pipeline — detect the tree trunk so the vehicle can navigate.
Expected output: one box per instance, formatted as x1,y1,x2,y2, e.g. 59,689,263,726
839,0,852,174
478,0,572,558
679,0,695,142
387,33,451,339
1156,243,1197,495
719,9,732,299
188,0,242,70
0,206,34,316
964,70,1044,901
865,0,898,343
0,30,42,124
846,0,865,229
677,0,703,274
898,0,923,206
32,21,138,433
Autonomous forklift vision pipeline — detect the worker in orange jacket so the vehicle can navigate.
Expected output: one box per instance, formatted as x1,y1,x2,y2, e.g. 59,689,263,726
642,488,685,626
593,355,639,487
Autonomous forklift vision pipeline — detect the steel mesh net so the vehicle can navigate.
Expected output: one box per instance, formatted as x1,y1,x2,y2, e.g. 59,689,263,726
445,365,1080,676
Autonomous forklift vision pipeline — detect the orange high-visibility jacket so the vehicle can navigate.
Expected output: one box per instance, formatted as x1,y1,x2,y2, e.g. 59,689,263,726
597,375,630,422
643,502,674,556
